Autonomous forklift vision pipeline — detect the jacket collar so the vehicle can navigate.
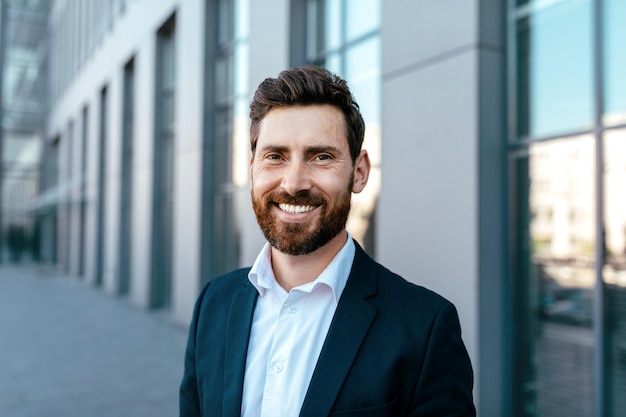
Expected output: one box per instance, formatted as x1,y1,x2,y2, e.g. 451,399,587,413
223,275,257,417
300,242,379,417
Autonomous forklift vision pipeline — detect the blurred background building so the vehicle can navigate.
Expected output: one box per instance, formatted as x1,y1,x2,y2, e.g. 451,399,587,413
0,0,625,416
0,0,48,264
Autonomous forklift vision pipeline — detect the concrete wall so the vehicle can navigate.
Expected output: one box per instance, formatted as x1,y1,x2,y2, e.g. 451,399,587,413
378,2,508,415
379,50,479,352
379,0,479,367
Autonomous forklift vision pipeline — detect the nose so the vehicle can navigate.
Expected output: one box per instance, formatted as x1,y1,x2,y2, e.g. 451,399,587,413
281,159,312,195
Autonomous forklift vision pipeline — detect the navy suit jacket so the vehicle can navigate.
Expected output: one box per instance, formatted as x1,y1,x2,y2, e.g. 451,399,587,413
180,242,475,416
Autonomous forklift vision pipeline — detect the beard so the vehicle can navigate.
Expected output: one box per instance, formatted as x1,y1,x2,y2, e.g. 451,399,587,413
251,178,353,256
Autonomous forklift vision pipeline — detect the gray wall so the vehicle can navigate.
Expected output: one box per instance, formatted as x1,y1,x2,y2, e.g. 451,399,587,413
378,1,508,414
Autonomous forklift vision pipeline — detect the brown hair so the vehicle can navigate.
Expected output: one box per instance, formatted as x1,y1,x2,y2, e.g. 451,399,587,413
249,65,365,163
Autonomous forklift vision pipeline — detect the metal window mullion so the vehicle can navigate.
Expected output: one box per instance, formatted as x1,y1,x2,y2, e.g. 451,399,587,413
593,0,606,416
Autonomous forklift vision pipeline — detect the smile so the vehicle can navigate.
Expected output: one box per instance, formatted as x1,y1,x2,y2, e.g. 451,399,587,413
278,204,317,214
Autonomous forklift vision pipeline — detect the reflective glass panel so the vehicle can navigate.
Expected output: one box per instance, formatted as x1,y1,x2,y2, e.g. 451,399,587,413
234,0,249,40
603,129,626,416
306,0,341,61
203,0,245,280
324,52,341,75
604,0,626,126
325,0,342,51
232,0,249,188
346,0,379,42
218,0,234,46
515,0,593,138
215,55,233,106
513,135,596,417
345,36,380,123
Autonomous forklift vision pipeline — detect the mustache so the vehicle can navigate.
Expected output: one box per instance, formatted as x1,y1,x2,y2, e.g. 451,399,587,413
266,191,325,206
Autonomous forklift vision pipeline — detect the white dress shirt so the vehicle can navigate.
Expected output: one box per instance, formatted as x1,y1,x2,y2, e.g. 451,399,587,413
241,234,356,417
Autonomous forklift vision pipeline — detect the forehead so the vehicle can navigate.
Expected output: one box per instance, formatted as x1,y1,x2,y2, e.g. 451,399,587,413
257,104,348,149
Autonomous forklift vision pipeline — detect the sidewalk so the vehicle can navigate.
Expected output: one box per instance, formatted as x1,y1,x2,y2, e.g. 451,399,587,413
0,265,188,417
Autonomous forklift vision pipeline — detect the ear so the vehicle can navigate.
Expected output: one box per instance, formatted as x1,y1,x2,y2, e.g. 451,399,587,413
351,150,371,194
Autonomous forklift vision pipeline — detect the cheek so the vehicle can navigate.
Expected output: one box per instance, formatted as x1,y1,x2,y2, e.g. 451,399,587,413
320,176,351,199
250,168,273,189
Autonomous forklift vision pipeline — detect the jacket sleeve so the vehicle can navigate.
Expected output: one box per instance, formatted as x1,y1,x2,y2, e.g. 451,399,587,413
410,302,476,417
179,284,210,417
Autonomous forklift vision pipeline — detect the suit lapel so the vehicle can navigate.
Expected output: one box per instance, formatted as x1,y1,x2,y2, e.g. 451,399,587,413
299,243,379,417
222,275,258,417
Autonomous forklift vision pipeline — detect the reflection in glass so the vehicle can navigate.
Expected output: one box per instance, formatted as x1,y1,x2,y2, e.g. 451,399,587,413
515,0,593,138
603,130,626,416
604,0,626,126
514,136,596,417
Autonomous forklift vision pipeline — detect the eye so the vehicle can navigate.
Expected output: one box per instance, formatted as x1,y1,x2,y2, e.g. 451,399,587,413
315,154,332,161
266,153,282,161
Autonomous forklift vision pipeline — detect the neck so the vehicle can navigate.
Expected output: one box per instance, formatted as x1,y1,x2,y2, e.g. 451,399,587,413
271,231,348,292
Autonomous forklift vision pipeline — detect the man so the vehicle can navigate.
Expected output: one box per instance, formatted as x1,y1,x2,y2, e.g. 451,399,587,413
180,66,475,417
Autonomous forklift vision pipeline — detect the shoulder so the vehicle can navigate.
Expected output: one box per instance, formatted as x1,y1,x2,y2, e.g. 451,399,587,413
378,261,452,313
205,267,252,291
189,267,255,329
195,267,253,305
351,244,454,317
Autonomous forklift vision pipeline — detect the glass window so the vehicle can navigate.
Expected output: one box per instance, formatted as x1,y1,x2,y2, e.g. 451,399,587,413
604,0,626,126
218,0,234,47
78,106,88,277
345,36,380,123
95,87,108,287
510,1,626,415
603,130,626,416
514,0,593,139
201,0,248,282
345,0,379,42
513,136,596,417
151,16,176,308
118,58,135,295
306,0,341,61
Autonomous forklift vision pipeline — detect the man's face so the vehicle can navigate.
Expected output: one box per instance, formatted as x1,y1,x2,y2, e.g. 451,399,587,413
250,104,369,256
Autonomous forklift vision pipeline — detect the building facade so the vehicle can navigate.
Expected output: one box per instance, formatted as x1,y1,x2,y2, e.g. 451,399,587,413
34,0,626,416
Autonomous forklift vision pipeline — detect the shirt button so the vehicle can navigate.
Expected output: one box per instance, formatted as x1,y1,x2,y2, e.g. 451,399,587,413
286,306,297,314
273,362,284,373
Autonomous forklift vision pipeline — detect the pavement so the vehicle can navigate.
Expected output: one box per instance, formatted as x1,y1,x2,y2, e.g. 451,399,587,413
0,264,188,417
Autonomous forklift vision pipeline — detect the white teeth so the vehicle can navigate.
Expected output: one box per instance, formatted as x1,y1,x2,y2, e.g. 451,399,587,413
278,204,316,214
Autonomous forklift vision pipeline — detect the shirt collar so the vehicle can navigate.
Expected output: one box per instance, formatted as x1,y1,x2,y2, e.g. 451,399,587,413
247,232,356,303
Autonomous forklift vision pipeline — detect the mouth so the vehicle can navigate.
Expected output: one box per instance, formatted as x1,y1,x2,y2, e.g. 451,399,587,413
277,203,318,214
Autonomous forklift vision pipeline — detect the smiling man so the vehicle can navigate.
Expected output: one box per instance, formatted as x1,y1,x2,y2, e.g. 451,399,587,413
180,66,475,417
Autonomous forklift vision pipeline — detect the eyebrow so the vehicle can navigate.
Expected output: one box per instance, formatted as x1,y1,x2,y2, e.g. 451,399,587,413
258,144,289,154
304,145,342,155
257,144,342,155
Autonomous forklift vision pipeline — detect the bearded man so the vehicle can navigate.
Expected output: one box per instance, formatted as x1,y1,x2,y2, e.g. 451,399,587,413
179,66,475,417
